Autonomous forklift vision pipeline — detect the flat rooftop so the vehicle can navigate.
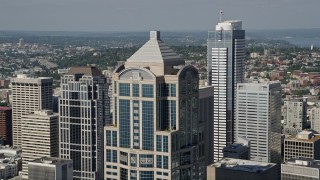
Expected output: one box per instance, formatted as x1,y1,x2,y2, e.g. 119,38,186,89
285,158,320,168
30,157,71,165
285,131,320,143
210,158,276,173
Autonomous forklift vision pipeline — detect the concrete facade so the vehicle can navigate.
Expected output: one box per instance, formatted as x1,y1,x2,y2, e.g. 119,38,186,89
284,131,320,162
282,98,307,135
236,82,282,163
28,157,73,180
11,75,53,147
282,158,320,180
21,110,58,179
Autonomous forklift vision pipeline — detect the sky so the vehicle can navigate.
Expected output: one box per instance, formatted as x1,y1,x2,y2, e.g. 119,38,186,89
0,0,319,32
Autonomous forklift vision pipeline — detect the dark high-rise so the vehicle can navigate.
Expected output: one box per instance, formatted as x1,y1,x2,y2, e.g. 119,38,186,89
59,66,109,180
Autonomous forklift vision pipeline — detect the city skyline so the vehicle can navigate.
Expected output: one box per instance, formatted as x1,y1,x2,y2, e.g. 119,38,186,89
0,0,319,31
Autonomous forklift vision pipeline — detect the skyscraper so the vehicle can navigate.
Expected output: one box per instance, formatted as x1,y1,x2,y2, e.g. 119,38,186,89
11,74,53,147
21,110,58,179
236,82,282,163
104,31,206,180
207,20,246,162
59,66,109,180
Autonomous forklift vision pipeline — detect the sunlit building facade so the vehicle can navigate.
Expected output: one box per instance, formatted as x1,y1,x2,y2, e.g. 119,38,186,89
104,31,206,180
207,20,246,163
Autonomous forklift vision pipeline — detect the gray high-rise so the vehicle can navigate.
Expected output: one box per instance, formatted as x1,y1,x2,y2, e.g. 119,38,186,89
207,20,246,162
59,66,109,180
236,82,282,163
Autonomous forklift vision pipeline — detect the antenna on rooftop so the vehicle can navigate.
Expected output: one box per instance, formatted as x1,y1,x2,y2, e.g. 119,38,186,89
220,9,223,22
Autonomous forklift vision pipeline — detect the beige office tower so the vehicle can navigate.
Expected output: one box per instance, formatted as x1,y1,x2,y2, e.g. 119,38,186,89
21,110,58,179
11,75,53,147
104,31,206,179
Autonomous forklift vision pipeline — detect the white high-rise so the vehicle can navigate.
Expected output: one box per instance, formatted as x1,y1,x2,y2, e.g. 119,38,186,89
11,74,53,147
236,82,282,163
207,20,245,163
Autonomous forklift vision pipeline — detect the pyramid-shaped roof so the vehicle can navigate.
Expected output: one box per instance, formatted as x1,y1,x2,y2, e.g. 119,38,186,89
127,31,183,64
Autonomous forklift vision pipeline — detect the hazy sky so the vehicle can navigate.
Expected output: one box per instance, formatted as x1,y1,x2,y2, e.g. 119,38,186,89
0,0,319,31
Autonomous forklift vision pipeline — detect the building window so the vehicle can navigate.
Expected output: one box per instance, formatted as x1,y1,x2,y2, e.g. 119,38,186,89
157,155,162,168
133,84,139,97
142,101,154,150
163,136,168,152
119,83,130,96
140,171,154,180
119,99,130,148
142,84,153,98
114,81,117,94
139,154,154,168
163,156,168,169
156,135,162,152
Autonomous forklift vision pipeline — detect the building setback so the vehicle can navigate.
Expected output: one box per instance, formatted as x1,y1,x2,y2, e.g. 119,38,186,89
28,157,73,180
236,82,282,163
0,107,12,146
21,110,58,179
59,66,109,180
11,74,53,147
207,20,246,163
104,31,206,180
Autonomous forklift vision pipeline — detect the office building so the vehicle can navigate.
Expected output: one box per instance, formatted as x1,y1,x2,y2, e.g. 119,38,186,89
28,157,73,180
0,146,22,180
282,158,320,180
282,98,307,135
310,106,320,133
236,82,282,163
223,143,250,160
11,74,53,147
207,158,279,180
21,110,58,179
284,131,320,161
59,66,109,180
104,31,206,180
0,107,12,146
207,20,245,162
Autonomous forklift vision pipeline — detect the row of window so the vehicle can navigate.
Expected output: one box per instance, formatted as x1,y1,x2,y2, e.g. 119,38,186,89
118,83,154,98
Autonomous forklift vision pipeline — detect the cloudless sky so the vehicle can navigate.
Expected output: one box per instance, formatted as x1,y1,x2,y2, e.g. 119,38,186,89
0,0,319,31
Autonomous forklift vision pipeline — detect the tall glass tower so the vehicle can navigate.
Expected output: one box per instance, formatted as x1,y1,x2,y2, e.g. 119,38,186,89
207,20,245,163
104,31,206,180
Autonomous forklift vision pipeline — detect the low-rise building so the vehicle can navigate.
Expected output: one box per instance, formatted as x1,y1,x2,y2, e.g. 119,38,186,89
223,143,250,160
0,146,21,180
284,131,320,161
28,157,73,180
282,158,320,180
207,158,279,180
